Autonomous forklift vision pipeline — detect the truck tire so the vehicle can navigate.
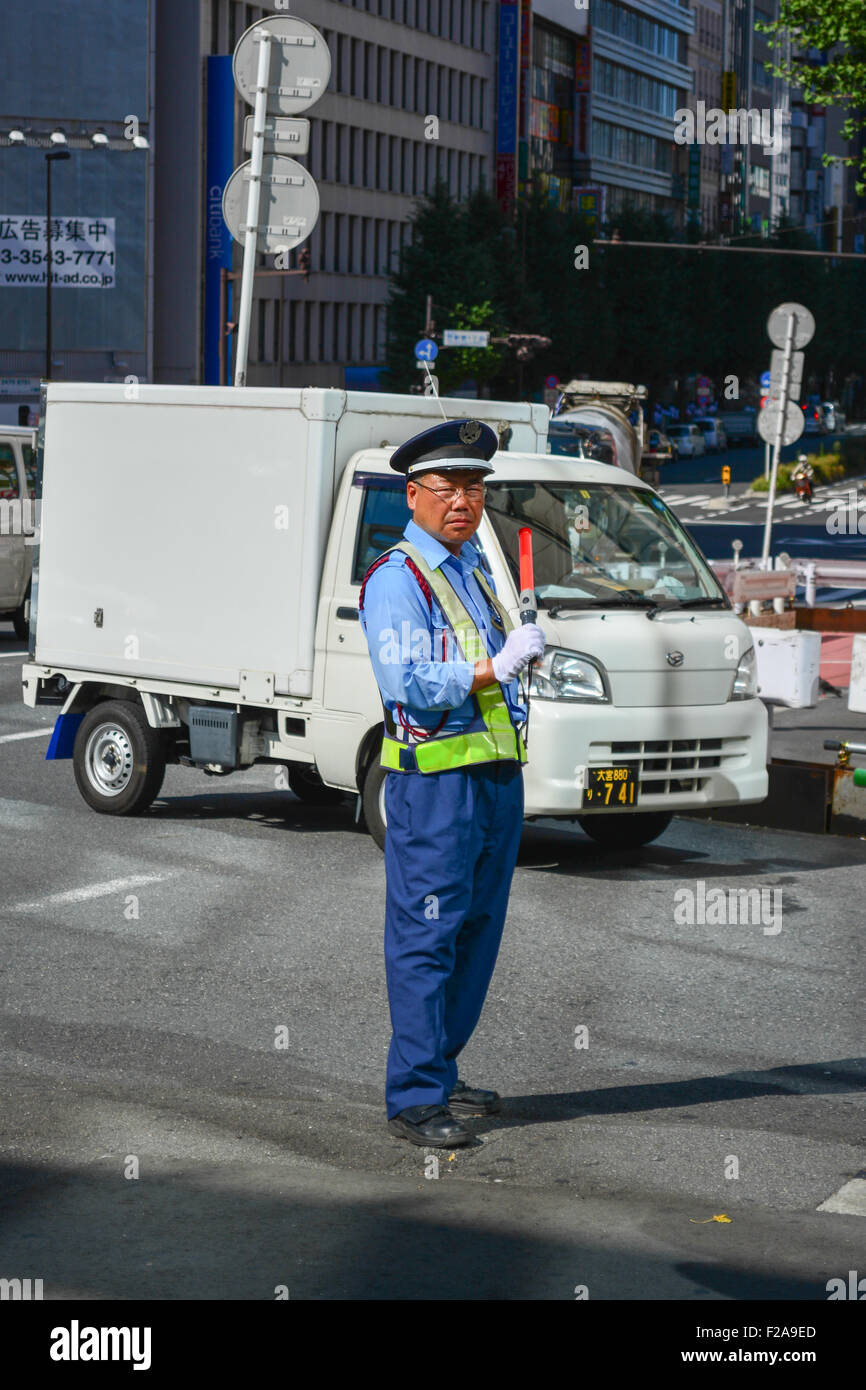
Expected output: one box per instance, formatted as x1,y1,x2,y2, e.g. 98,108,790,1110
577,810,673,849
361,756,388,851
12,586,29,641
287,764,346,806
73,700,167,815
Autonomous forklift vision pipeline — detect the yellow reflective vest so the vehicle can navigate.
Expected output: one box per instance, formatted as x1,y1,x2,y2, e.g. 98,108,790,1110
372,540,528,775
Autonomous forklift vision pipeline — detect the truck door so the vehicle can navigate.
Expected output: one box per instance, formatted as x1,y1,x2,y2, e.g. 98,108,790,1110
322,471,410,718
0,440,27,610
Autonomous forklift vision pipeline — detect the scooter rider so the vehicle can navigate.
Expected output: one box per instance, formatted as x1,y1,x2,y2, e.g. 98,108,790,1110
793,453,814,501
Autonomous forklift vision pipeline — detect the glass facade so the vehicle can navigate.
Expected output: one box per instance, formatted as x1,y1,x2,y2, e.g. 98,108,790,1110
594,0,682,62
593,58,679,120
528,24,577,208
592,121,673,175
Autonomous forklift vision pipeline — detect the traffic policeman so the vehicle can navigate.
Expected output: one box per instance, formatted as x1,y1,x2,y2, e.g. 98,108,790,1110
359,419,545,1147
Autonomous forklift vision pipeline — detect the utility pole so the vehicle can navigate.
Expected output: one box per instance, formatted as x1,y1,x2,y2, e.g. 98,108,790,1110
44,148,71,379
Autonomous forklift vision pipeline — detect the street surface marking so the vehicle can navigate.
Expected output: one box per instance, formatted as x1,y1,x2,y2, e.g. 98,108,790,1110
10,874,168,912
0,728,52,743
817,1178,866,1216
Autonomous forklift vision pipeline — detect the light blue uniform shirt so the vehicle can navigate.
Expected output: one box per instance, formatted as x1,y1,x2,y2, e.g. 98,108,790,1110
360,517,526,736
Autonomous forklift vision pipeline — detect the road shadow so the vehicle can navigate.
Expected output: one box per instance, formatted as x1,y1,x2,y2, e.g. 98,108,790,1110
0,1158,832,1301
476,1057,866,1135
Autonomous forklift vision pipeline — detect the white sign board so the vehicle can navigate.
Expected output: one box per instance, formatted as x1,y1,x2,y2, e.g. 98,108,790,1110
0,215,115,288
222,156,320,252
243,115,310,156
769,347,803,398
732,569,797,603
442,329,490,348
757,398,804,446
233,16,332,115
767,302,815,350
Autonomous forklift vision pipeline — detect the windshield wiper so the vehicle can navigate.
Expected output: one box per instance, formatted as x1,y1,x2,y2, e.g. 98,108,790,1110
543,592,652,618
645,596,729,620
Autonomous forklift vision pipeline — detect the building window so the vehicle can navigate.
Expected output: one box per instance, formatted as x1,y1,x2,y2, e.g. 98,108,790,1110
377,46,387,103
593,57,679,119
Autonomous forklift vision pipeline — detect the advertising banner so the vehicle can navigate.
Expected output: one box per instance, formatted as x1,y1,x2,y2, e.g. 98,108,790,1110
0,215,115,288
496,0,520,207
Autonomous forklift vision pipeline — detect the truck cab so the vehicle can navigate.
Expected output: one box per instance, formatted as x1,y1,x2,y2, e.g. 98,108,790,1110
319,444,767,848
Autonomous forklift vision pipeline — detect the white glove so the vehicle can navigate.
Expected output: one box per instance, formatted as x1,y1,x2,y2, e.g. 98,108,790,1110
491,624,545,682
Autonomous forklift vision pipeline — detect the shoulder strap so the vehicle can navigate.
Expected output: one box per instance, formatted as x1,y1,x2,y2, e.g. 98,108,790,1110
473,568,515,636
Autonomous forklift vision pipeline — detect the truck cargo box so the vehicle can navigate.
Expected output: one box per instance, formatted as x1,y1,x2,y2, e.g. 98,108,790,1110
32,384,547,698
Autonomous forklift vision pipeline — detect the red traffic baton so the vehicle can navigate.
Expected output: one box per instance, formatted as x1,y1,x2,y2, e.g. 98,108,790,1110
517,526,538,748
518,526,537,624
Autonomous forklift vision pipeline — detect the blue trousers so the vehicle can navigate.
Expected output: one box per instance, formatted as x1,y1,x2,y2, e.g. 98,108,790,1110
383,760,524,1118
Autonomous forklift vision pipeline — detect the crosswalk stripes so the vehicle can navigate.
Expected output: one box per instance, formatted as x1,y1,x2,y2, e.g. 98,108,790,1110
661,479,866,520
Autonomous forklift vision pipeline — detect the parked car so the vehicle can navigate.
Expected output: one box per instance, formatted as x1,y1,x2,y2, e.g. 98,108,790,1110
822,402,845,432
693,418,728,453
718,409,758,446
666,424,706,458
802,403,827,436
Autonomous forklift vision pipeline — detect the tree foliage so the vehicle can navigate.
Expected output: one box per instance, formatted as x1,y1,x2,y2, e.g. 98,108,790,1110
383,185,866,409
758,0,866,193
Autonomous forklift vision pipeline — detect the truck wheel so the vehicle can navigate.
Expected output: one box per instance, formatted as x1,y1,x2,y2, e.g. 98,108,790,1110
287,764,345,806
577,811,673,849
12,588,29,641
73,700,166,815
361,757,388,851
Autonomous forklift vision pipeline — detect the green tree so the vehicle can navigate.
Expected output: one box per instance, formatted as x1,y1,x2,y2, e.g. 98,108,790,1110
758,0,866,193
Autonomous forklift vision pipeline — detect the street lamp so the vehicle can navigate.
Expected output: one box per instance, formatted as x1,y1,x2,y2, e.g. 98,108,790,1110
45,148,71,379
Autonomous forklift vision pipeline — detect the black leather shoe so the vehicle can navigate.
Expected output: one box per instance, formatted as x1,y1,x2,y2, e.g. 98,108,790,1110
387,1104,474,1147
448,1080,501,1116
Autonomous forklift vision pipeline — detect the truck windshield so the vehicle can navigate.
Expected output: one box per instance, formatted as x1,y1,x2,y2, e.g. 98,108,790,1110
484,481,726,608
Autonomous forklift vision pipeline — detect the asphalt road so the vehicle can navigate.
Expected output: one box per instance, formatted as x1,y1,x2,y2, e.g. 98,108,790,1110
655,431,866,563
1,620,864,1301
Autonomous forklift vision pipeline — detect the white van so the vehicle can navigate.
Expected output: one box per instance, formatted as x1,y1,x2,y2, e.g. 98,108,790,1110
21,384,768,849
0,424,38,638
666,423,706,459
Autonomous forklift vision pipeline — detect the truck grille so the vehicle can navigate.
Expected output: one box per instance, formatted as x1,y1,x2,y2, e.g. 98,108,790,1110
590,737,749,798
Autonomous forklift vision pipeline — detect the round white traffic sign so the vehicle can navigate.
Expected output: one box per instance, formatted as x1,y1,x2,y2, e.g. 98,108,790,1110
757,398,804,446
233,16,331,115
222,155,320,252
766,302,815,350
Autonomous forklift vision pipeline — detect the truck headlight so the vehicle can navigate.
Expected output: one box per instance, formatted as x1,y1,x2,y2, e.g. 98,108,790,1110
730,646,757,700
528,648,609,702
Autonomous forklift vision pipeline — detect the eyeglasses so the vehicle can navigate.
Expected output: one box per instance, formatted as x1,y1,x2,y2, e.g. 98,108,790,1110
411,479,486,504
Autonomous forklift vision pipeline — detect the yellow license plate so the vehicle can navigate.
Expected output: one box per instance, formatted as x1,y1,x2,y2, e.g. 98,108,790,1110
582,766,637,808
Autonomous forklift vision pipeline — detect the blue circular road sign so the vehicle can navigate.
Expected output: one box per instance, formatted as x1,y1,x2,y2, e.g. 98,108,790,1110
760,370,771,389
414,338,438,361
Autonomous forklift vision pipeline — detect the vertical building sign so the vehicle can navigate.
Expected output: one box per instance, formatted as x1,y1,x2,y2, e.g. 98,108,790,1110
496,0,520,209
518,0,532,183
205,56,235,385
688,144,701,211
573,31,591,157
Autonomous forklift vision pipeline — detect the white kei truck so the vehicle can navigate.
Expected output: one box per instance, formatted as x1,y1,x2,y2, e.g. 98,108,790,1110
21,383,768,850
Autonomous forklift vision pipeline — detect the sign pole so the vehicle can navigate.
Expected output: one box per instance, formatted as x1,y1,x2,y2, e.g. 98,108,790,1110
760,311,796,567
234,27,272,387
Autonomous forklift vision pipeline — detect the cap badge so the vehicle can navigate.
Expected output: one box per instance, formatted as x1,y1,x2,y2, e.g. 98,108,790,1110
458,420,482,445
